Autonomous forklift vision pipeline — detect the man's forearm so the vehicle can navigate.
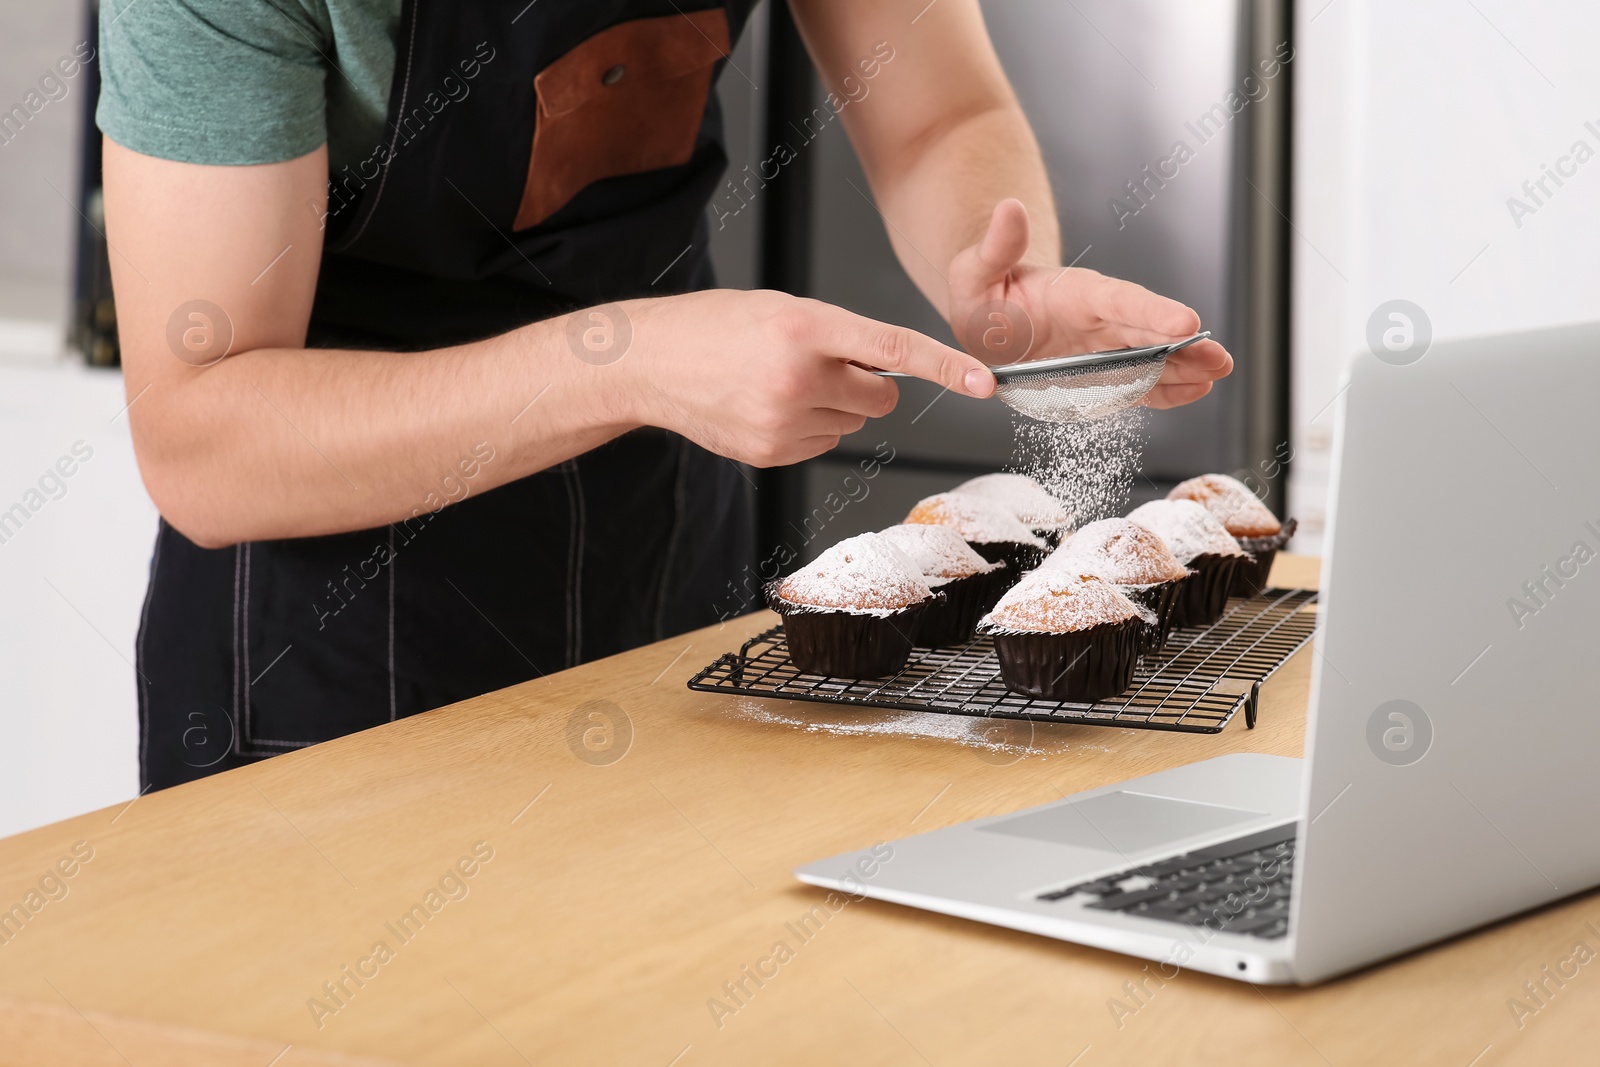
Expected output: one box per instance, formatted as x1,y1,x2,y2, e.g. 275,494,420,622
132,320,633,548
791,0,1060,325
103,130,997,552
874,102,1060,322
125,287,999,550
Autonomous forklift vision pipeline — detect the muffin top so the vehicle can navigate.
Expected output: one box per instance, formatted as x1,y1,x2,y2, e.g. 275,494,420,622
1168,473,1281,537
877,523,1004,586
777,533,932,615
1047,518,1190,585
1126,499,1247,563
953,472,1073,529
904,492,1048,548
981,570,1144,634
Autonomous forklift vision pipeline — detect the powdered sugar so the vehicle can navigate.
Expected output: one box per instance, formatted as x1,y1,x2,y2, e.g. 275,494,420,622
876,523,1003,586
953,473,1073,529
728,699,1110,758
1126,499,1246,563
981,570,1146,633
1046,518,1189,585
1169,473,1282,538
904,492,1048,549
1009,409,1148,528
777,532,932,615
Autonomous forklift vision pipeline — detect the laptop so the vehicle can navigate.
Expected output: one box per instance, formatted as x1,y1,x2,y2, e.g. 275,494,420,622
795,321,1600,983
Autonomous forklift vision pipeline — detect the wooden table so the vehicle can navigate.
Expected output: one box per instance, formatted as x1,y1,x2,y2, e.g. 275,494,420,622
0,554,1592,1066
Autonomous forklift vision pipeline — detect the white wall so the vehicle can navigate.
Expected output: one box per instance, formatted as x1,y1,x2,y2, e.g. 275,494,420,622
0,361,156,838
0,0,152,840
1291,0,1600,551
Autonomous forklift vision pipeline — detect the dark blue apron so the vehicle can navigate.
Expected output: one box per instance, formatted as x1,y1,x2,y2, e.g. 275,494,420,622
137,0,756,788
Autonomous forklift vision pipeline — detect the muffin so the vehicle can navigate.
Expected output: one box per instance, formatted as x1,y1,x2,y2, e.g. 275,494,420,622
904,492,1048,577
1168,474,1297,596
877,523,1009,647
1126,499,1250,629
768,533,935,677
1046,518,1192,654
953,472,1074,544
979,570,1147,702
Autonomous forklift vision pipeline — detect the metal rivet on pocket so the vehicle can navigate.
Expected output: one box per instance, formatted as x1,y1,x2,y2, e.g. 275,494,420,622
602,64,626,86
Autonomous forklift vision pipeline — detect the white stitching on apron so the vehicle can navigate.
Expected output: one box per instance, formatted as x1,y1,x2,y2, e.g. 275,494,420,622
230,543,243,757
237,543,318,755
338,4,419,250
388,524,397,721
562,459,584,668
653,437,691,639
136,525,164,783
233,530,401,755
574,464,586,666
241,542,252,749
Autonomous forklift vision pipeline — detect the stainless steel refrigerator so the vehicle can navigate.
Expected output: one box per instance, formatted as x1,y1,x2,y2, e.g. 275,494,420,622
710,0,1291,567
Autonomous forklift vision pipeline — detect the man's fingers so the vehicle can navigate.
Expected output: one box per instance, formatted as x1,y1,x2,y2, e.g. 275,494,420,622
793,434,844,463
1143,381,1213,409
805,301,995,398
949,200,1032,304
976,198,1032,278
748,434,842,469
818,363,901,418
864,323,996,397
1058,269,1201,337
806,409,870,438
947,200,1033,353
1156,339,1233,385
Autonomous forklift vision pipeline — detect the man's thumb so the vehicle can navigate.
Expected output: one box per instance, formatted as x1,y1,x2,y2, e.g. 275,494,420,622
975,198,1032,281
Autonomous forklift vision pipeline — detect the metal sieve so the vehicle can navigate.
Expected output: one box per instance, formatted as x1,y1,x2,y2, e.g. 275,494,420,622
989,332,1210,423
878,332,1210,424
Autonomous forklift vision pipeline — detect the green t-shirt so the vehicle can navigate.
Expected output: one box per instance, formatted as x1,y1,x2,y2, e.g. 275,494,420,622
96,0,401,175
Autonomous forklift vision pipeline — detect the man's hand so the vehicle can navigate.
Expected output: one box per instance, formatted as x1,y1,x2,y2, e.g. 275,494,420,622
947,199,1234,409
792,0,1230,411
616,290,996,468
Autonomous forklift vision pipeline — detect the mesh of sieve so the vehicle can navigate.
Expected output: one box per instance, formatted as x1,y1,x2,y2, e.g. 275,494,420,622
993,353,1168,423
871,333,1209,424
989,332,1209,424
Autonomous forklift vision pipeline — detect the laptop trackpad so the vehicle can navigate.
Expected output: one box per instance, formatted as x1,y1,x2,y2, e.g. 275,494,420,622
980,791,1266,854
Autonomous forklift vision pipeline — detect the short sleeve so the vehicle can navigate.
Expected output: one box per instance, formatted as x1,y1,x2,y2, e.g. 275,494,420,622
96,0,331,165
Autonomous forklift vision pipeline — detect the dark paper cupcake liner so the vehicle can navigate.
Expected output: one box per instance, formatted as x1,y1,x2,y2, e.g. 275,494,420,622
970,539,1046,584
986,618,1143,702
1037,526,1069,550
1121,576,1187,656
1170,553,1244,629
915,564,1012,647
765,583,931,678
1231,517,1298,597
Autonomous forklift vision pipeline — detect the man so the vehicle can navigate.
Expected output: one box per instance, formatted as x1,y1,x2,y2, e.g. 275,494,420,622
99,0,1232,789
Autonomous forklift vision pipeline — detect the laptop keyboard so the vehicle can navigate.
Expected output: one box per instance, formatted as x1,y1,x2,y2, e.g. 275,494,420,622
1036,823,1297,940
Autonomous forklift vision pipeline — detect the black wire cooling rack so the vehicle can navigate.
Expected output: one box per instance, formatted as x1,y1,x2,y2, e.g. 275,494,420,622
686,588,1318,734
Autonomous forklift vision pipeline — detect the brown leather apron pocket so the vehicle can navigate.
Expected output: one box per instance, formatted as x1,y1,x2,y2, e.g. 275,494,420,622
514,9,731,231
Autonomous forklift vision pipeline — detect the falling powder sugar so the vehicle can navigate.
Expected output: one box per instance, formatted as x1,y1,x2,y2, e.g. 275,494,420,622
1008,408,1150,529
